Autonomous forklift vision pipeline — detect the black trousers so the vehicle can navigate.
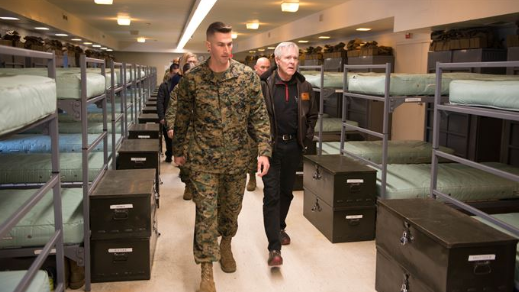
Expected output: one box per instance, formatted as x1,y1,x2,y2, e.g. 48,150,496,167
262,139,301,251
161,125,172,158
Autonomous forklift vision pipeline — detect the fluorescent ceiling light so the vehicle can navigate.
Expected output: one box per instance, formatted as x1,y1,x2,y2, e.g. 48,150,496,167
176,0,218,50
356,27,371,31
267,46,276,50
318,36,330,39
35,27,49,30
83,42,92,45
281,1,299,13
0,17,19,20
246,22,259,30
101,47,108,50
137,37,146,43
71,38,82,41
107,49,113,52
249,51,256,53
55,33,68,37
94,0,113,4
92,44,102,48
298,40,308,43
231,33,237,39
117,15,131,26
258,48,265,52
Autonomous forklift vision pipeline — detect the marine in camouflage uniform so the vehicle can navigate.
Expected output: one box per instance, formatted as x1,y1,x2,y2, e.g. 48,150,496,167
165,86,190,185
172,58,271,264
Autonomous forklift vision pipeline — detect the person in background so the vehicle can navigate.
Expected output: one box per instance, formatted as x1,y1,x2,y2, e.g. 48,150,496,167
260,42,318,267
246,57,271,192
157,62,180,162
172,21,271,292
168,52,198,94
163,57,180,82
165,59,197,200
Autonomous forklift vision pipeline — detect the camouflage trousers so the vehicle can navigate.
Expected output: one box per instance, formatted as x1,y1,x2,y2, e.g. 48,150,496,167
191,170,246,264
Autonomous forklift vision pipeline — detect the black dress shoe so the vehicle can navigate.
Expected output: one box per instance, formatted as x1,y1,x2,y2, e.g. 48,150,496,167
268,250,283,267
280,229,291,245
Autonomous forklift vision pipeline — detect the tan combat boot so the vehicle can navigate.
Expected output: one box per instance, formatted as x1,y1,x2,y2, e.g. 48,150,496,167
183,182,192,200
246,174,256,192
219,236,236,273
200,262,216,292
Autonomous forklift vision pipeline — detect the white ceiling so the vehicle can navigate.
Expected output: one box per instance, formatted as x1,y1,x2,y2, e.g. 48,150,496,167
40,0,352,53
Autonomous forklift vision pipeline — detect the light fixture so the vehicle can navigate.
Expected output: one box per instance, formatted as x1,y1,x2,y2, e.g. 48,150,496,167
107,49,113,52
281,1,299,13
267,46,276,50
92,44,101,48
101,47,108,50
298,40,308,43
356,27,371,31
258,48,265,52
231,33,237,39
176,0,217,50
35,27,49,30
117,15,131,26
55,33,68,37
246,22,259,30
71,38,82,41
83,42,92,45
249,50,256,53
94,0,113,4
0,17,19,21
318,36,330,39
137,37,146,43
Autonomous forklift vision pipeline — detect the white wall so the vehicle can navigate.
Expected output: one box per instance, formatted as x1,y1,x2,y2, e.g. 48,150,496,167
113,51,182,86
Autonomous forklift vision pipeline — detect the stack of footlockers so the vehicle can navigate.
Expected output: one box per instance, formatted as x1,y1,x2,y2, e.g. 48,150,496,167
376,198,517,292
302,154,377,243
90,169,159,282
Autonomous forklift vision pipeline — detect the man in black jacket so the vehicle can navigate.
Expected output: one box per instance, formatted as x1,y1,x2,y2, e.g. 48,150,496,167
260,42,318,266
157,63,180,162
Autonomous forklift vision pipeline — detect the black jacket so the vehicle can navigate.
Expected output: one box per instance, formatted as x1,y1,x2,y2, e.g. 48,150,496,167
260,65,318,151
157,74,181,120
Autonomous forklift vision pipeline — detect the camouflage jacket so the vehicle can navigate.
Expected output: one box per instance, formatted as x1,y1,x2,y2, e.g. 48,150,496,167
165,85,179,130
171,58,272,173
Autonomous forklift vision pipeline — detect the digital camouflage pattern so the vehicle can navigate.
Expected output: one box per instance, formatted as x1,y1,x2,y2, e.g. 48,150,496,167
171,58,272,174
165,86,179,131
191,170,246,263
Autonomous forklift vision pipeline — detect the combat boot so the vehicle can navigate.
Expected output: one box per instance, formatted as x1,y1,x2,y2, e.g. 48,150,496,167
246,174,256,192
183,183,192,200
68,259,85,289
200,262,216,292
219,236,236,273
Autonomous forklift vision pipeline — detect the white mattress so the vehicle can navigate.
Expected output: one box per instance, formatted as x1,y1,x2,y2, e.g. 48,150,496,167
0,188,83,248
0,74,57,136
0,68,106,99
0,133,120,153
303,71,519,96
0,271,50,292
449,80,519,111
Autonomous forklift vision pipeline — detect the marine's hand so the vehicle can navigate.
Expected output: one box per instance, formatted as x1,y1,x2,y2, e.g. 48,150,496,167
174,156,186,166
167,129,174,139
257,156,270,177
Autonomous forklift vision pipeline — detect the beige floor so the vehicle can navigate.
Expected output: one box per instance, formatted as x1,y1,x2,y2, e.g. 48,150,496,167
86,159,377,292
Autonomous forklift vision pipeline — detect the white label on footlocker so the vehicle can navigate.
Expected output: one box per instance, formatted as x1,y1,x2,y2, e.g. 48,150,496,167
347,179,364,184
109,248,133,253
110,204,133,209
346,215,363,220
131,157,146,162
468,254,495,261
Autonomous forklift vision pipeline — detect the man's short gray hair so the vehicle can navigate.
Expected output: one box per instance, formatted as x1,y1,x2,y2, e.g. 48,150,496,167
274,42,299,59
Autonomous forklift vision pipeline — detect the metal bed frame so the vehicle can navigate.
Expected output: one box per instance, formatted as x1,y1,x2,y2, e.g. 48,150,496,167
0,46,65,292
431,60,519,238
109,61,126,169
339,64,437,198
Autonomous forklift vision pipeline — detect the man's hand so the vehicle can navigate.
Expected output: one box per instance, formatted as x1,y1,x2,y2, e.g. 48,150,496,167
167,129,174,139
257,156,270,177
174,156,186,166
160,119,165,125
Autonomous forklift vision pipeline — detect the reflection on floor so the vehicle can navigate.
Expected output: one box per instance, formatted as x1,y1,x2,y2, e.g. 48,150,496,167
83,158,377,292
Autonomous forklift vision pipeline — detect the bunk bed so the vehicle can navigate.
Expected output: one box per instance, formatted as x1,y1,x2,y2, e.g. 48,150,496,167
0,46,66,292
0,54,110,292
430,60,519,290
335,63,519,198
